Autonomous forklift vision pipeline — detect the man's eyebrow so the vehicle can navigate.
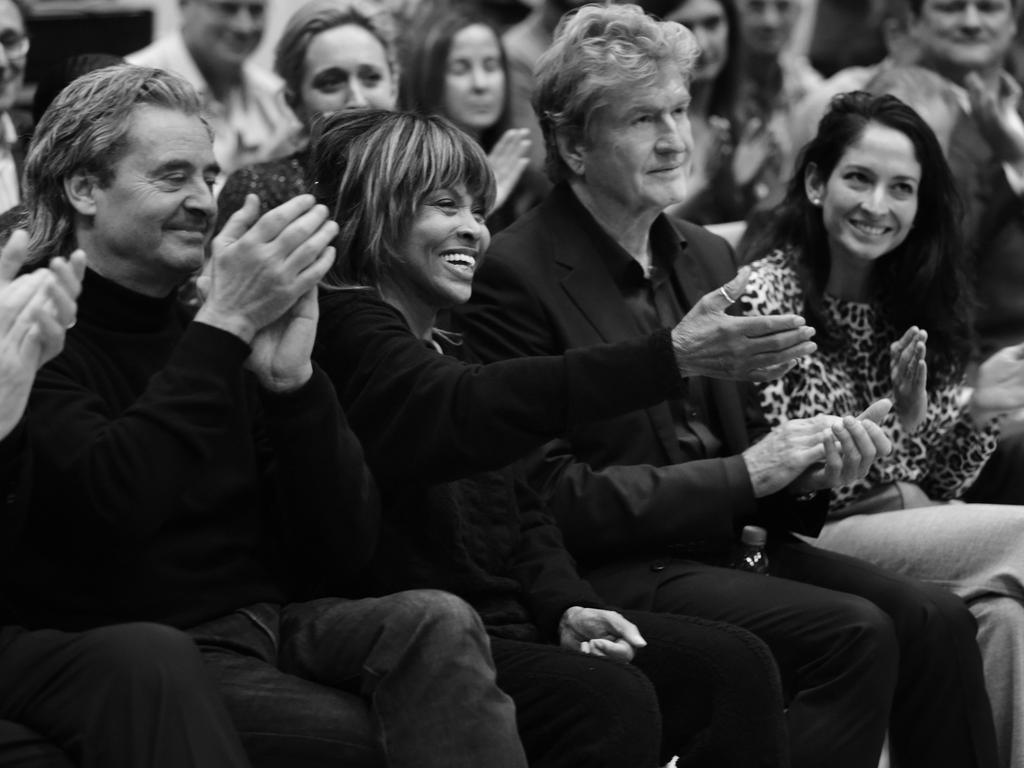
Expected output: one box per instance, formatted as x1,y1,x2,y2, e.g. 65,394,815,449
153,159,194,174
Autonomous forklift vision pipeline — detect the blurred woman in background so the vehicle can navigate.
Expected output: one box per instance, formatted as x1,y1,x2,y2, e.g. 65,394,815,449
398,7,542,231
217,0,398,225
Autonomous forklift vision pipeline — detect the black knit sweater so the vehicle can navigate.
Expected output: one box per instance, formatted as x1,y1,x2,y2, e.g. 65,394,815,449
2,269,378,631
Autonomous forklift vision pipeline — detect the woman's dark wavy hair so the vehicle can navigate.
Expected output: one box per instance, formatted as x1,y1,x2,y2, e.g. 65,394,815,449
396,7,512,152
742,91,972,385
308,109,495,290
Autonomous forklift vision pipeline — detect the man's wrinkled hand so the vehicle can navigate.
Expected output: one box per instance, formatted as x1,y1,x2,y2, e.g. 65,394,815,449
745,399,892,498
196,194,338,344
672,267,816,382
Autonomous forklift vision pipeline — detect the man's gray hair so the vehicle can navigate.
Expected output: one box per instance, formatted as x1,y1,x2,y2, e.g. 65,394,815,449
24,64,207,263
532,3,699,183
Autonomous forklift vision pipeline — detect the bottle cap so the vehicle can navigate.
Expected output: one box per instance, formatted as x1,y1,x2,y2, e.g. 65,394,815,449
740,525,767,547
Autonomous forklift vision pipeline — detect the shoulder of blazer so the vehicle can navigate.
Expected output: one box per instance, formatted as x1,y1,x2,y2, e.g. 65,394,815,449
487,188,586,272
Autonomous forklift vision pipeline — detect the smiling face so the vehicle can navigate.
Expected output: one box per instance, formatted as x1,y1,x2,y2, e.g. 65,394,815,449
75,105,219,297
392,184,491,313
736,0,801,57
669,0,730,84
442,23,506,138
911,0,1016,82
570,67,693,219
807,122,921,275
296,23,396,123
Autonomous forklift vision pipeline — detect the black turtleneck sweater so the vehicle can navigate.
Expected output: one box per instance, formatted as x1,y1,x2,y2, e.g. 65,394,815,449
2,269,378,631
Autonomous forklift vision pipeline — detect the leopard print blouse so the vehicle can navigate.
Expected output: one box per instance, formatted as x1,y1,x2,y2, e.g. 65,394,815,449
741,249,998,514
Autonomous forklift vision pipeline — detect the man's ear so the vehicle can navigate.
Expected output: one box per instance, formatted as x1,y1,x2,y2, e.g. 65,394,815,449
805,162,824,206
64,171,99,217
554,126,587,178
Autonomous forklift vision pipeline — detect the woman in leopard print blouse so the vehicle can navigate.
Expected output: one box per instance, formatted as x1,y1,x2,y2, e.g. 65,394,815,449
740,91,1024,768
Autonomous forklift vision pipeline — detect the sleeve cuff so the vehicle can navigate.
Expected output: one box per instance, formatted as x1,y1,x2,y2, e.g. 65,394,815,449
259,364,337,421
185,320,253,372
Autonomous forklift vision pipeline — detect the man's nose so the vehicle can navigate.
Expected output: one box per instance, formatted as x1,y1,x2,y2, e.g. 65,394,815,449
760,4,781,28
958,1,983,30
656,116,688,153
185,180,217,219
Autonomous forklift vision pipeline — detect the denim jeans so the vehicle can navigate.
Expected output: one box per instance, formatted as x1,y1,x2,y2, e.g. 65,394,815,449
0,623,249,768
187,589,527,768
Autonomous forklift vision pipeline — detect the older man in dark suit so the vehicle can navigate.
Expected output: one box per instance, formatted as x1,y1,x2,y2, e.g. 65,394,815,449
456,5,1000,768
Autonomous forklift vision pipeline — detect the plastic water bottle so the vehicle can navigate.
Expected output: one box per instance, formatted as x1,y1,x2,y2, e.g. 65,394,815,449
733,525,769,575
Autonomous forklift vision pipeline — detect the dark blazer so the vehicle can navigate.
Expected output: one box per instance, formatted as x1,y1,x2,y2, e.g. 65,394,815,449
455,183,826,592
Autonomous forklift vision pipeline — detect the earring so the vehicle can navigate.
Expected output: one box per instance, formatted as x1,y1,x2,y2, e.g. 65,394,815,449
810,197,821,206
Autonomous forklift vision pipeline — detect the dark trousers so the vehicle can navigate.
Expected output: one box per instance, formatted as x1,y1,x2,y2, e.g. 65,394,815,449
188,590,526,768
0,622,250,768
492,611,789,768
590,535,999,768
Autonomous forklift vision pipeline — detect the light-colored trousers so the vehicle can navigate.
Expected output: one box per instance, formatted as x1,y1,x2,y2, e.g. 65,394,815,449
815,503,1024,768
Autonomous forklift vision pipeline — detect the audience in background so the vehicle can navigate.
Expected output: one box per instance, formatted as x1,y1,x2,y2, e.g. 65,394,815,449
456,5,1000,768
861,64,960,150
741,91,1024,768
730,0,822,214
0,53,126,244
398,7,540,230
502,0,587,181
0,0,31,217
907,0,1024,358
217,0,399,226
654,0,751,224
786,0,918,166
127,0,299,179
31,53,124,130
805,0,887,76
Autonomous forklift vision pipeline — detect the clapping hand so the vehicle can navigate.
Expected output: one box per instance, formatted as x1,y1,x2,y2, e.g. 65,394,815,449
970,342,1024,425
487,128,531,213
744,399,893,498
890,326,928,433
0,230,86,438
789,400,893,496
559,606,647,663
966,71,1024,168
196,194,337,392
